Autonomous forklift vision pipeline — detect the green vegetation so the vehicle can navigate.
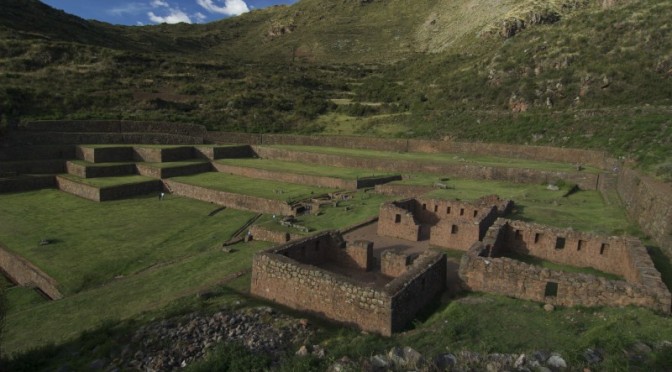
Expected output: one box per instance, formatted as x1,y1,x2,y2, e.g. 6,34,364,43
139,160,210,168
216,158,397,180
269,145,600,173
171,172,337,202
57,174,155,188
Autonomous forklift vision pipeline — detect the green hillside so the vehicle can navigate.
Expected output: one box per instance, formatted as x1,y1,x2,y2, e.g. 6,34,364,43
0,0,670,176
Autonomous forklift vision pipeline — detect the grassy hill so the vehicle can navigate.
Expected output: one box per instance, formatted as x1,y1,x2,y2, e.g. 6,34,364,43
0,0,670,175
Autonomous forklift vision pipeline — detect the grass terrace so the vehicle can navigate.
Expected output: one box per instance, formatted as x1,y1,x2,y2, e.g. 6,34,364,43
215,158,397,180
58,174,156,188
67,160,135,167
268,145,601,173
170,172,338,202
138,160,210,168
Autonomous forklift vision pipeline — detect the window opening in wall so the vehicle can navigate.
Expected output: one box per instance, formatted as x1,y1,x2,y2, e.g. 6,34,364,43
447,206,451,214
395,214,401,223
600,243,609,255
515,230,523,240
544,282,558,297
578,240,586,251
422,204,427,210
473,210,478,217
534,233,541,243
555,237,566,250
460,208,465,216
434,205,438,212
451,225,459,234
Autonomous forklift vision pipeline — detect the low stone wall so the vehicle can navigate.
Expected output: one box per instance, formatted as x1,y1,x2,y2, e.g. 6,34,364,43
133,146,195,163
56,176,162,202
617,168,672,256
20,120,207,138
0,242,62,300
11,132,202,146
66,161,136,178
251,232,446,336
248,225,299,244
254,147,599,190
1,160,65,175
195,145,256,160
164,180,295,215
208,132,613,169
136,163,212,179
459,219,671,313
0,145,75,161
356,175,403,188
76,146,134,163
0,175,55,193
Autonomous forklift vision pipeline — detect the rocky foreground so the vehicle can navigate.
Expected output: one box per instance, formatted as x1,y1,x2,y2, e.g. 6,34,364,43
78,306,670,371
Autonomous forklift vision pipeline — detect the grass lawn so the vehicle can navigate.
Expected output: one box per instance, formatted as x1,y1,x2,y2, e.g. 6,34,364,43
399,175,634,235
269,145,600,173
0,190,258,295
58,174,156,188
215,158,397,180
2,239,272,356
139,160,210,168
67,160,135,167
171,172,338,202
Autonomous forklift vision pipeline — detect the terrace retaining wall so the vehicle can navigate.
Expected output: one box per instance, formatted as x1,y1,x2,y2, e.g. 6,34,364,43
1,160,65,175
56,176,162,201
163,180,295,215
0,175,55,193
0,242,62,300
617,168,672,257
66,162,136,178
136,163,212,179
20,120,207,138
10,132,202,146
0,145,76,161
374,184,435,197
133,146,195,163
195,145,256,160
76,146,134,163
248,225,300,244
253,147,599,190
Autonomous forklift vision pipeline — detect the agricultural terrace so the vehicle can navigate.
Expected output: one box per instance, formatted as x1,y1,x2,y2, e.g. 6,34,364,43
267,145,601,173
215,158,397,180
57,174,156,188
170,172,338,202
137,160,210,169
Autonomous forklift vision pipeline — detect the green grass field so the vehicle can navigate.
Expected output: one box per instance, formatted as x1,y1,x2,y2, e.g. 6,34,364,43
58,174,156,188
171,172,338,202
215,158,397,180
138,160,210,168
268,145,601,173
0,190,258,295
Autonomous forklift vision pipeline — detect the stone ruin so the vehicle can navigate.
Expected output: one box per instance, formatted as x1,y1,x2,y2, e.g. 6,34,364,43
251,231,446,336
459,219,671,313
377,195,513,251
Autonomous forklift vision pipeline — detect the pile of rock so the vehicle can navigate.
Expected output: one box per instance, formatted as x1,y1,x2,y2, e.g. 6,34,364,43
118,306,312,371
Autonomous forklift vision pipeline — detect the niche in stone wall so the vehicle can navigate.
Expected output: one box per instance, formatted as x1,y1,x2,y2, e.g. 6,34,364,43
460,208,465,216
473,210,478,217
544,282,558,297
600,243,609,255
395,214,401,223
555,237,566,250
534,233,542,243
447,206,452,214
577,239,586,251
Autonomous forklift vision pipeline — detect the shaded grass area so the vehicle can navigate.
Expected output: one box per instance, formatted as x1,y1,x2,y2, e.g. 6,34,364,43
58,174,156,188
2,239,271,356
139,160,210,168
4,286,48,313
171,172,338,202
502,251,624,281
67,160,135,167
0,190,257,295
215,158,396,180
269,145,600,173
254,190,391,233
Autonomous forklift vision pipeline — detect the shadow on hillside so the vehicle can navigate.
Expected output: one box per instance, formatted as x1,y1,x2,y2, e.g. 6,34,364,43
647,245,672,292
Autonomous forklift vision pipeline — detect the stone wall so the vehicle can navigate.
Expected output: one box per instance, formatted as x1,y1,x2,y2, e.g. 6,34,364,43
208,132,613,169
253,147,599,190
136,162,212,179
0,242,62,300
164,180,295,215
0,175,55,193
248,225,300,244
617,168,672,256
381,251,411,277
1,160,65,175
374,184,434,197
77,146,134,163
20,120,207,138
66,161,135,178
459,219,671,313
377,200,421,241
195,145,256,160
56,176,162,202
133,146,195,163
10,132,203,146
0,145,75,161
251,232,446,335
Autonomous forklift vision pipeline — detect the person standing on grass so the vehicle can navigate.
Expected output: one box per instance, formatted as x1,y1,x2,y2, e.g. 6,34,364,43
159,192,165,201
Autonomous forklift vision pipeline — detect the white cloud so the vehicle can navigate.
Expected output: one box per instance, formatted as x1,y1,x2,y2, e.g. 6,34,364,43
148,8,193,24
196,0,250,16
108,2,149,16
194,12,208,23
151,0,170,7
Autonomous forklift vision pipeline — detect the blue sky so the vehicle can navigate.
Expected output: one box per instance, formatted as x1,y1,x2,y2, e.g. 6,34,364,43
41,0,298,26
